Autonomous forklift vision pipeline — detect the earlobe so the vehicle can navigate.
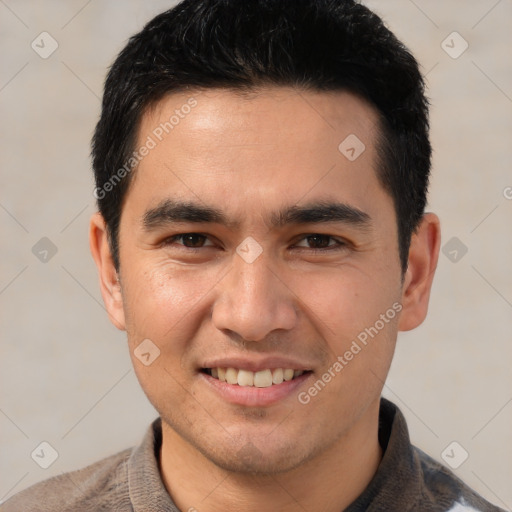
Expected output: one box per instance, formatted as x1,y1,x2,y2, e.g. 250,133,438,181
89,212,126,331
397,213,441,332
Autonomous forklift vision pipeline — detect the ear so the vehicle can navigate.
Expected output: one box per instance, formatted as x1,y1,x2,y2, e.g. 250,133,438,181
89,212,126,330
398,212,441,332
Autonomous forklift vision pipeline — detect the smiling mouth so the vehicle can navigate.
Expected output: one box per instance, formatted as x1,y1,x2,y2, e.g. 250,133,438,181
201,368,312,388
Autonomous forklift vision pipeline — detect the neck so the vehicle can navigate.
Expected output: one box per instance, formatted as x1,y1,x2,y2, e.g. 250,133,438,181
160,399,382,512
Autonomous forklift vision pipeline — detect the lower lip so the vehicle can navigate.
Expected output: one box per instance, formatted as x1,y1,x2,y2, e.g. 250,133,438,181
200,372,312,407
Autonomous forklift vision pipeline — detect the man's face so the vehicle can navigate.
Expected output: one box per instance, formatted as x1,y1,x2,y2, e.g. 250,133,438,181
109,87,407,473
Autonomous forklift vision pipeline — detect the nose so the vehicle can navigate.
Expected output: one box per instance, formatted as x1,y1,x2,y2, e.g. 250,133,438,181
212,253,298,342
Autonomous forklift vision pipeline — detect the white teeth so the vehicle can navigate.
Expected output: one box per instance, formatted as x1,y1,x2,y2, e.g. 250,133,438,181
225,367,238,385
253,369,273,388
272,368,284,384
207,367,306,387
237,369,254,387
283,369,294,381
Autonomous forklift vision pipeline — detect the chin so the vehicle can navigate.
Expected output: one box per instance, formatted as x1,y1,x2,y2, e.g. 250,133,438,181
204,442,311,476
164,413,315,475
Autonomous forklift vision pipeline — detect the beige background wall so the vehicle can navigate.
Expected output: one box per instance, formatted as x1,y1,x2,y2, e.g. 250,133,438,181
1,0,511,508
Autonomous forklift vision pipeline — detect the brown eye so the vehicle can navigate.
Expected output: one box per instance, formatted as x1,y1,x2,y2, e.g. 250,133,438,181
180,234,207,247
164,233,213,248
305,234,333,249
295,234,343,250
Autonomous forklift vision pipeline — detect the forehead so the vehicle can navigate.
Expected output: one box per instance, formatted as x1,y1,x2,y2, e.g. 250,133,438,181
125,87,391,229
142,86,380,156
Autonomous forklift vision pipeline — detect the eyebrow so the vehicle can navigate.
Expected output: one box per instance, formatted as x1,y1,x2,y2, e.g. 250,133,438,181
142,199,372,232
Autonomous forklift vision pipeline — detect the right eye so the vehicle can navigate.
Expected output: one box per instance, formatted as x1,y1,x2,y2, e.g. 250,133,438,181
162,233,215,249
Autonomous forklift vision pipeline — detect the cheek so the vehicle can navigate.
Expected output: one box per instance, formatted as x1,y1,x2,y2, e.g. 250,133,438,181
292,265,399,342
121,263,216,405
293,264,401,402
120,259,222,350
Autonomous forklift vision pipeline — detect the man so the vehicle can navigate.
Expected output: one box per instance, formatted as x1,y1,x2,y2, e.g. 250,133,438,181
2,0,504,511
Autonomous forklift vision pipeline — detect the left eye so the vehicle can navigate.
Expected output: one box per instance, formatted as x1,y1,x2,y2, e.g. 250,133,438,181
294,234,344,250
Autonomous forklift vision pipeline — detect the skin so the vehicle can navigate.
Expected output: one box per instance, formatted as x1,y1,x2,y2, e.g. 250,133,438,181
90,87,440,512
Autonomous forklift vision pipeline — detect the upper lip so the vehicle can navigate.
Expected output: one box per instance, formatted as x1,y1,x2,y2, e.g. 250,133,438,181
201,356,312,373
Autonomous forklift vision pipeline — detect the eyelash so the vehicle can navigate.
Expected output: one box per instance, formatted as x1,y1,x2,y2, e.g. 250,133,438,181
162,233,348,252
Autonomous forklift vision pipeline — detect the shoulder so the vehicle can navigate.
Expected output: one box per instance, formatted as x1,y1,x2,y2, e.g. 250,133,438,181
0,447,133,512
413,446,505,512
